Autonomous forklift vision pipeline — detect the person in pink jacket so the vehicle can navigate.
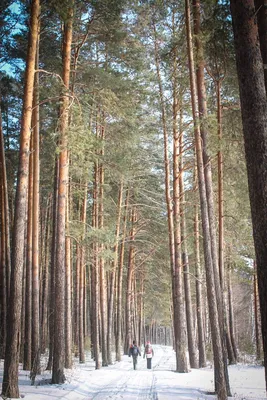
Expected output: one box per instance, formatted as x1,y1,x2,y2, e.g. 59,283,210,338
143,341,154,369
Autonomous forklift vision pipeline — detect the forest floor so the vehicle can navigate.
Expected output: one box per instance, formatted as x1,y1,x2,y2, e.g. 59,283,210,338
0,345,265,399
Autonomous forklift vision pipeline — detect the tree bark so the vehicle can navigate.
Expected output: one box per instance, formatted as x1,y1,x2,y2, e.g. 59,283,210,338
65,182,72,368
124,205,137,354
24,134,34,371
46,158,58,371
227,262,238,361
52,3,73,384
216,80,236,365
0,99,10,359
179,109,198,369
79,185,87,364
92,162,100,369
230,0,267,389
107,181,123,364
115,187,129,361
253,261,262,360
194,178,207,368
98,121,108,366
31,39,40,376
185,0,227,397
2,0,40,396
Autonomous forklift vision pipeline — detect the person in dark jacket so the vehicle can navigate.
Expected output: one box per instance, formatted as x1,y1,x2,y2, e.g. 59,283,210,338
128,340,141,370
143,341,154,369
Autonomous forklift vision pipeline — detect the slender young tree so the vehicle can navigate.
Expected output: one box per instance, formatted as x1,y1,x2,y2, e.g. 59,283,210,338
79,185,87,364
1,0,40,397
0,102,10,359
31,36,41,377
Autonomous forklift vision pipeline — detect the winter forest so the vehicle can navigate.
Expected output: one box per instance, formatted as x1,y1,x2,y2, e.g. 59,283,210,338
0,0,267,399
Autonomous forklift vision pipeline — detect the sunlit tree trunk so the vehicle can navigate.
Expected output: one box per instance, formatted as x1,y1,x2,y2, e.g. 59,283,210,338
185,1,227,397
1,0,40,396
52,3,73,384
253,261,261,360
65,182,72,368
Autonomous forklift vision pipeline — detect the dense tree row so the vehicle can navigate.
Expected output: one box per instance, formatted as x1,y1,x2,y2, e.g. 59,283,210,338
0,1,265,399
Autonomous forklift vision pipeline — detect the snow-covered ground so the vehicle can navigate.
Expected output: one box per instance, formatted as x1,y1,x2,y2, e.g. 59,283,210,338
0,345,265,399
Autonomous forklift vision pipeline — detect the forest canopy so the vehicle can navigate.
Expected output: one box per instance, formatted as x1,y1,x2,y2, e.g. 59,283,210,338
0,1,265,399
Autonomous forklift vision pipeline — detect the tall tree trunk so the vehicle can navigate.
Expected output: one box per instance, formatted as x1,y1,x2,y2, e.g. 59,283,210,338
227,262,238,361
31,40,40,376
179,108,198,369
185,1,227,397
79,185,87,364
152,16,176,360
192,0,231,393
124,205,137,354
46,158,58,371
172,61,188,372
65,183,72,368
108,181,123,364
152,16,175,276
194,174,207,368
52,3,73,384
24,135,34,371
0,101,10,359
230,0,267,389
2,0,40,396
41,196,51,353
216,80,236,365
99,121,108,366
116,188,129,360
92,162,100,369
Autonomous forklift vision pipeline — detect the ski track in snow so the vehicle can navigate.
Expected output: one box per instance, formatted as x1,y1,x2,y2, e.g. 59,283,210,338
0,345,265,400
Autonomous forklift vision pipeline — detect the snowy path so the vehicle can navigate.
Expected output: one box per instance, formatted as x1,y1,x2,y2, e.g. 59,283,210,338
0,345,265,400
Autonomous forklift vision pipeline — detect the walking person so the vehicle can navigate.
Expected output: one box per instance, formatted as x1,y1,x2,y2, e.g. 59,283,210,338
128,340,141,370
143,341,154,369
